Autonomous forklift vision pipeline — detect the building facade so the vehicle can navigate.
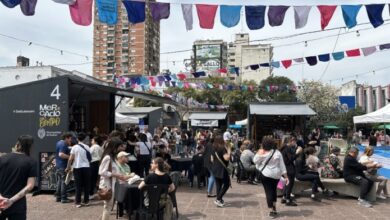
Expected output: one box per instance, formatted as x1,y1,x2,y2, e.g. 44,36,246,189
341,80,390,113
93,1,160,81
192,39,228,74
228,33,272,84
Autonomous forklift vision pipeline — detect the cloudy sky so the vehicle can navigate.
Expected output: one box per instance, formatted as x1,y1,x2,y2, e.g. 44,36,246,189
1,0,390,86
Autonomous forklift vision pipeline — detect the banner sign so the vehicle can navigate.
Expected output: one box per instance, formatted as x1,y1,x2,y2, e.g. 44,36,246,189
191,119,219,127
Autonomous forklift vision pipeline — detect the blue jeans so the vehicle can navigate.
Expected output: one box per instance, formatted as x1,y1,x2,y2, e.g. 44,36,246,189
175,144,182,155
55,168,68,201
207,169,215,194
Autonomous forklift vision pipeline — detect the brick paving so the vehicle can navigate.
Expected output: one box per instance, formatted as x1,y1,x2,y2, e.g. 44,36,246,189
27,179,390,220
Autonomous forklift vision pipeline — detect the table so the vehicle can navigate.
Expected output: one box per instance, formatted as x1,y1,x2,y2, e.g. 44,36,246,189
115,182,141,219
170,157,192,172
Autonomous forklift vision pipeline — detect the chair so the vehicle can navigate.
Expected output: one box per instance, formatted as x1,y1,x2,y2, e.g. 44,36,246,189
236,159,248,183
169,172,180,219
137,184,169,220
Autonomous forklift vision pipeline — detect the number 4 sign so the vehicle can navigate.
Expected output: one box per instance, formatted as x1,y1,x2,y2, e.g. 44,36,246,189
50,85,61,100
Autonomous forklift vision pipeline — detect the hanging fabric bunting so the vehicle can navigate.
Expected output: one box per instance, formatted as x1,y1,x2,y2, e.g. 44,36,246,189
293,6,312,29
249,64,259,70
1,0,21,8
20,0,37,16
176,73,186,80
260,63,270,67
379,43,390,50
181,4,193,31
164,75,171,81
341,5,362,28
198,71,206,77
305,56,317,66
317,5,337,30
361,46,377,56
346,49,361,57
318,54,330,62
220,5,241,28
69,0,93,26
366,4,385,28
96,0,118,25
281,60,292,69
218,68,228,73
332,51,345,61
52,0,75,4
196,4,218,29
123,0,146,24
245,6,266,30
268,5,290,27
293,58,304,63
271,61,280,68
150,2,170,22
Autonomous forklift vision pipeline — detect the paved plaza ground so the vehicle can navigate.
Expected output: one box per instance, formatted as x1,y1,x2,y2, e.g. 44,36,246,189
27,179,390,220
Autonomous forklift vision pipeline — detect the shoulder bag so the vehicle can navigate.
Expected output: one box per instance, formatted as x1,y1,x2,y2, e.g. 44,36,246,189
259,149,276,174
215,151,232,176
97,159,113,200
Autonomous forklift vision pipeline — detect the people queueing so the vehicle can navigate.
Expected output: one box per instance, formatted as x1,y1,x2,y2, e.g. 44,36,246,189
359,146,388,199
55,132,73,203
210,135,232,207
253,136,289,219
65,132,92,208
0,135,37,220
280,136,302,206
89,136,103,197
343,146,378,208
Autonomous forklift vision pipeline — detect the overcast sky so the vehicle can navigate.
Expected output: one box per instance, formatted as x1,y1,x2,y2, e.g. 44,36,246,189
1,0,390,86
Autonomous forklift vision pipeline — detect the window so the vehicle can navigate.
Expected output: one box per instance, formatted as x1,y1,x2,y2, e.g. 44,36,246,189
382,89,387,106
107,62,115,67
107,43,114,48
373,90,377,111
122,49,129,53
363,90,367,111
131,49,136,53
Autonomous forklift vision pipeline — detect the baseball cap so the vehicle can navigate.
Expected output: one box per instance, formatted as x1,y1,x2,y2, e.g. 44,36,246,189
117,151,130,159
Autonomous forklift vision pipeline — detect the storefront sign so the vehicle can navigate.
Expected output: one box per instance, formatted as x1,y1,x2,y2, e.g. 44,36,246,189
191,119,219,127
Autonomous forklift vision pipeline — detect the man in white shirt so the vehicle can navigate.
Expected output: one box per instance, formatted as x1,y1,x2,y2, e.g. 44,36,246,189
66,132,91,208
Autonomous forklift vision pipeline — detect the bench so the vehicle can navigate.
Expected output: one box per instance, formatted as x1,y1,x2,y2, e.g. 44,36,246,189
291,178,377,202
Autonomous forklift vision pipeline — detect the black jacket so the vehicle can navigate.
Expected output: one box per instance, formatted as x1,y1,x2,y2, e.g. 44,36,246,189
281,145,297,174
343,154,367,178
295,154,308,174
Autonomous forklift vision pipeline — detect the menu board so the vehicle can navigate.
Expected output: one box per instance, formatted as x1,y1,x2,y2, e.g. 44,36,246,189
39,152,57,191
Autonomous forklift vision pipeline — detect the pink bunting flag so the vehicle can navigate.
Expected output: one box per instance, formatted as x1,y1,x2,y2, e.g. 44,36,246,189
346,49,361,57
196,4,218,29
281,60,292,69
69,0,93,26
317,5,337,30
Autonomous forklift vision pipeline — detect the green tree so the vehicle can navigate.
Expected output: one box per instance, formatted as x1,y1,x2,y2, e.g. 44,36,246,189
336,107,366,130
133,90,163,107
297,80,339,127
258,76,297,102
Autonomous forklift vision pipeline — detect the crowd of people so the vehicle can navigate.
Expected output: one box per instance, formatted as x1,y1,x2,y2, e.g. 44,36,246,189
0,126,389,220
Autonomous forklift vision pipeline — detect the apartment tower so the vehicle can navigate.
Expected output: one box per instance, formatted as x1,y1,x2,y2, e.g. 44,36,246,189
93,1,160,81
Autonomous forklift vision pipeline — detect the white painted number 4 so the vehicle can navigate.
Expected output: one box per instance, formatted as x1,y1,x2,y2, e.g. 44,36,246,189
50,85,61,100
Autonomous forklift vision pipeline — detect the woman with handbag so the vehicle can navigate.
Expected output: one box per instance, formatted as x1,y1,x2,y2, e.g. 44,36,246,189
136,133,153,178
210,135,231,208
99,137,127,220
253,136,289,219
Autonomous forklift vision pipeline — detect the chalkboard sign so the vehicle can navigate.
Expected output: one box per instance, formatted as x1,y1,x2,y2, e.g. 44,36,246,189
39,152,57,191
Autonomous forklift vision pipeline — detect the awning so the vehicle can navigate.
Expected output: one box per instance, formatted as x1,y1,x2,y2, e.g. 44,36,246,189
115,112,139,124
125,114,148,119
353,104,390,124
235,118,248,126
249,103,316,116
189,112,227,120
324,125,339,129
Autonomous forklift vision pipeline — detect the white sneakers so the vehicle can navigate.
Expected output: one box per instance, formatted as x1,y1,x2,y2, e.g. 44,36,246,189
214,200,224,208
358,198,373,208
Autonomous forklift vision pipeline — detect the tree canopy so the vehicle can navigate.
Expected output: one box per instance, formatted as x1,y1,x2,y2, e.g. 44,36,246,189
258,76,297,102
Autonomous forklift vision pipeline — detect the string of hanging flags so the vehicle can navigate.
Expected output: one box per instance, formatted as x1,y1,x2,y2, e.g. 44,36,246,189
4,1,389,29
246,42,390,70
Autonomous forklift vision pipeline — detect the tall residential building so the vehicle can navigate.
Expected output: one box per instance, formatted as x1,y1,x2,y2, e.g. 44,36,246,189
191,39,228,75
228,33,272,84
93,1,160,81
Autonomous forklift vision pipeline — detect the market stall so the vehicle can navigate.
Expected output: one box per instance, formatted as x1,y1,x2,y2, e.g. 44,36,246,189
188,112,228,129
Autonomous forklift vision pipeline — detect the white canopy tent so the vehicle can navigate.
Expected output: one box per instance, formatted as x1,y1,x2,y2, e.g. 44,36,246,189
353,104,390,124
115,112,139,124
